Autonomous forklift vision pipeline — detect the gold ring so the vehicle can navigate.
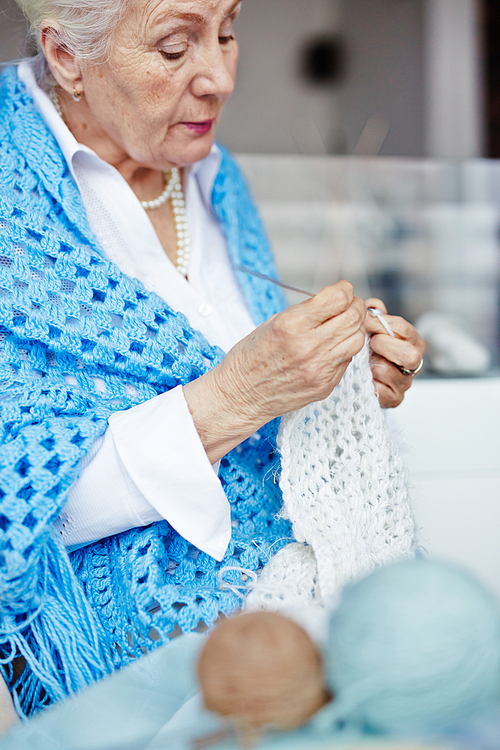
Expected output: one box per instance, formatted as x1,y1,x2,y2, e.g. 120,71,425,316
396,359,424,377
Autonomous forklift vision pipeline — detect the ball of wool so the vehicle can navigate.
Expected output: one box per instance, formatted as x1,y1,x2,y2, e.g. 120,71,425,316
197,612,330,731
325,558,500,735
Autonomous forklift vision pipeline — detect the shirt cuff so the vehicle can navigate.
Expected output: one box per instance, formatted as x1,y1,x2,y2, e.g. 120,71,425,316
108,385,231,561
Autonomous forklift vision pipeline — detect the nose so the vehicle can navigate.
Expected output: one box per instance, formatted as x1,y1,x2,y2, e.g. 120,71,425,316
190,40,236,101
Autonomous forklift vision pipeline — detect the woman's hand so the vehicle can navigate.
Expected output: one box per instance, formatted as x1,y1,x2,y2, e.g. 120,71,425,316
184,281,366,464
364,298,425,408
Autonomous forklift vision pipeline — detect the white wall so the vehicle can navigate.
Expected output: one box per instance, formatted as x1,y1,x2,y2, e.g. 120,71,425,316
217,0,342,154
221,0,485,158
424,0,484,158
219,0,427,157
337,0,425,157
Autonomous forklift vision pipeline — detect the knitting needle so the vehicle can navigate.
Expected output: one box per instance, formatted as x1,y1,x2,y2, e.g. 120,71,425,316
367,307,396,337
235,265,397,338
235,265,314,297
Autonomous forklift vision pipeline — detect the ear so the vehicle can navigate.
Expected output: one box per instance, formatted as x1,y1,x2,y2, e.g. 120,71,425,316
39,20,84,95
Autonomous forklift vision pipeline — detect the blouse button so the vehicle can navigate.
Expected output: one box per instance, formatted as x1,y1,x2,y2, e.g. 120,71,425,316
198,303,212,317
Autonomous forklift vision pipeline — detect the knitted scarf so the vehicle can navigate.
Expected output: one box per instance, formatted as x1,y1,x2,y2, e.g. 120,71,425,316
246,342,415,635
0,66,292,716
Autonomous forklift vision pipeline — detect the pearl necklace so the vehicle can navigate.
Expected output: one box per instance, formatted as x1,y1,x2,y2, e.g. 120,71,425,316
49,88,191,279
140,170,176,211
141,168,191,279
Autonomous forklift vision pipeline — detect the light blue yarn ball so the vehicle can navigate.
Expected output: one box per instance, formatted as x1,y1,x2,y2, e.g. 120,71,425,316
325,558,500,735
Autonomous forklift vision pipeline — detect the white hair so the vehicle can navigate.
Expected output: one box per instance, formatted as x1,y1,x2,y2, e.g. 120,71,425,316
14,0,131,89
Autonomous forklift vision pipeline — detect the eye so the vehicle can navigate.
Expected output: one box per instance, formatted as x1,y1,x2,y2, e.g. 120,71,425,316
218,9,238,45
161,49,186,60
159,34,189,61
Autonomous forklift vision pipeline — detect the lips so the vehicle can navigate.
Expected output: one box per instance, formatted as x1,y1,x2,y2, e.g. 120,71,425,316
182,120,214,134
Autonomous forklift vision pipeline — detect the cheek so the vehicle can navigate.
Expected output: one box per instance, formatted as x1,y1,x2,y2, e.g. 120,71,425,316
130,64,195,131
86,59,141,118
145,69,180,110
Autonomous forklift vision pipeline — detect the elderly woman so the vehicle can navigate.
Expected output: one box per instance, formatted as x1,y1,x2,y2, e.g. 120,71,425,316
0,0,424,719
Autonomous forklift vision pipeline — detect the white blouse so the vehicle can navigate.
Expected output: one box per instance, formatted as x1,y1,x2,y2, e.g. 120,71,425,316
18,61,257,562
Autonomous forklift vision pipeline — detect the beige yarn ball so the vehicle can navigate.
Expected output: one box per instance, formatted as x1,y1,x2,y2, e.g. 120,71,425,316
197,612,330,732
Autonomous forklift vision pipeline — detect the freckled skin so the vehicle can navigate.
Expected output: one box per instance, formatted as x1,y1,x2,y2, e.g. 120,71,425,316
43,0,240,262
54,0,239,178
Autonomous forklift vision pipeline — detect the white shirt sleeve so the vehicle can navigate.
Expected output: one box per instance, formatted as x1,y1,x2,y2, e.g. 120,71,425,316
54,385,231,562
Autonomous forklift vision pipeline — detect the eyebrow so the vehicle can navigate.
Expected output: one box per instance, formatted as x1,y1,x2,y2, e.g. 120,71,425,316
151,11,203,26
226,0,242,16
151,0,241,29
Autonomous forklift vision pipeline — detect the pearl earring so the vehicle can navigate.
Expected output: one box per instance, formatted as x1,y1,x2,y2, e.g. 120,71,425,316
72,88,82,102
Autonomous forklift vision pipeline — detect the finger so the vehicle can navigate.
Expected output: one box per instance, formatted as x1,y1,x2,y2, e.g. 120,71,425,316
370,353,414,390
364,310,396,337
370,333,424,372
299,280,355,326
308,330,366,399
328,327,367,363
370,354,413,407
319,297,367,347
372,379,405,409
365,297,387,314
369,314,422,344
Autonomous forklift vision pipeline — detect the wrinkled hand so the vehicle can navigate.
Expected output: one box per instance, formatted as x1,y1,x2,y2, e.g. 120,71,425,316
364,298,425,408
184,281,366,463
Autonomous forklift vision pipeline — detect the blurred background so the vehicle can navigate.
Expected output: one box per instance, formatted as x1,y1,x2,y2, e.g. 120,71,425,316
1,0,500,594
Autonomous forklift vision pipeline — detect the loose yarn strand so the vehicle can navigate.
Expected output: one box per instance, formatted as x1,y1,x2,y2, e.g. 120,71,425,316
1,538,114,718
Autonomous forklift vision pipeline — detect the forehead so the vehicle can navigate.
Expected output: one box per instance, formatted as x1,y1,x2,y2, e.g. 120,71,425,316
133,0,239,28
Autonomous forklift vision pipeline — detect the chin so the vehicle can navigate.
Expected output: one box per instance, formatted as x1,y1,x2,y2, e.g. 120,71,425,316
164,129,217,168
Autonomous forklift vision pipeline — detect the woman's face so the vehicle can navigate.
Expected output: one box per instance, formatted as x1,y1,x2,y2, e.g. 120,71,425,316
80,0,240,169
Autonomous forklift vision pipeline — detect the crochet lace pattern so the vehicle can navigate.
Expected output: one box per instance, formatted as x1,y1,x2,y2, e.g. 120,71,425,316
246,342,416,627
0,67,291,716
0,65,415,718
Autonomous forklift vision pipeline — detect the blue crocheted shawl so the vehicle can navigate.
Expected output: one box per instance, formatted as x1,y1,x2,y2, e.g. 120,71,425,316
0,66,292,716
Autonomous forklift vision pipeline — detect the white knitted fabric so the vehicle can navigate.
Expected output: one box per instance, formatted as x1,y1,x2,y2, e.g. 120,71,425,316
246,341,416,622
